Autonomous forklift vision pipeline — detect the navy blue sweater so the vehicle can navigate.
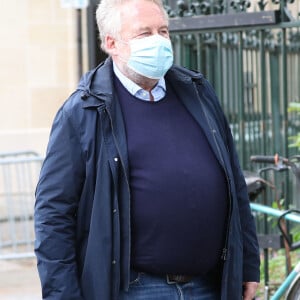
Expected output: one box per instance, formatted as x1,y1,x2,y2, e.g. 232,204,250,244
115,77,228,276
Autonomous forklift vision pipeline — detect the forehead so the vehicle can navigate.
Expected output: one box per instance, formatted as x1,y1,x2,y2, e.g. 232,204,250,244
119,1,167,35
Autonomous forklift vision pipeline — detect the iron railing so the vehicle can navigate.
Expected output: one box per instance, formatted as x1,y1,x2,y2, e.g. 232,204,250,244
0,151,43,259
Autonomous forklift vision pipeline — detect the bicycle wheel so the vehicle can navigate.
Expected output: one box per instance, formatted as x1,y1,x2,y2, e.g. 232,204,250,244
286,273,300,300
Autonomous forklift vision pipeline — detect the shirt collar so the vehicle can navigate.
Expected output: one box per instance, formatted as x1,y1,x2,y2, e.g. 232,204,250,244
113,63,166,102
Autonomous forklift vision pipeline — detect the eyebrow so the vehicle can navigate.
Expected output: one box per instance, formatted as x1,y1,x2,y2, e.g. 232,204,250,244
137,25,169,32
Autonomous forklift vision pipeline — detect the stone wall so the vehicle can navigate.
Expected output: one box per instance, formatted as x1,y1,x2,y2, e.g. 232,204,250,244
0,0,87,156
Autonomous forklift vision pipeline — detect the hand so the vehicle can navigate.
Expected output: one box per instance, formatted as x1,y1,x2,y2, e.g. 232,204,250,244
242,281,259,300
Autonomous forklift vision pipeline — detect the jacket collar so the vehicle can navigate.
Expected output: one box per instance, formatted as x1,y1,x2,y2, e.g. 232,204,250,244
166,64,204,86
78,57,204,109
78,58,115,108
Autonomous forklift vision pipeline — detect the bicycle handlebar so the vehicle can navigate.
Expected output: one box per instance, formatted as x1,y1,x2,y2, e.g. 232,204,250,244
250,154,279,164
250,154,300,181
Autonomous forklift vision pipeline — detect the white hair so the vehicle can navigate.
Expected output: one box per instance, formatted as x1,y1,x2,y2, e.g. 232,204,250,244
96,0,168,53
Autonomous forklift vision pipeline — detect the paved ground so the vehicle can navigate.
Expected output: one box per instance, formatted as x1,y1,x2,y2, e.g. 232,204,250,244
0,258,41,299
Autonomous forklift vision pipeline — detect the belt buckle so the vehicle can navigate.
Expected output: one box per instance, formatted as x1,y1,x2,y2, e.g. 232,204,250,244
167,274,192,284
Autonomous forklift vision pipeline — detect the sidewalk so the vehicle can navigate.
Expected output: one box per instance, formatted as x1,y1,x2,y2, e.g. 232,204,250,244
0,258,41,299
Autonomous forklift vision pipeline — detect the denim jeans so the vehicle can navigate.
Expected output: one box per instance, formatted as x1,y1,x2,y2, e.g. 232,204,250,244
119,271,221,300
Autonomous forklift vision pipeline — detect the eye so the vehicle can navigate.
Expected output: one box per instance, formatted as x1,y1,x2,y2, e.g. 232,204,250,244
159,29,169,37
138,32,151,37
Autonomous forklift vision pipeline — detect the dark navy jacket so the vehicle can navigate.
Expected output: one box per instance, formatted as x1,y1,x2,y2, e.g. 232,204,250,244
34,58,260,300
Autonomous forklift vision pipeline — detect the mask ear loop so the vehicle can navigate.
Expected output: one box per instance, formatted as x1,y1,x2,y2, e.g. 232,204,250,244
149,91,154,102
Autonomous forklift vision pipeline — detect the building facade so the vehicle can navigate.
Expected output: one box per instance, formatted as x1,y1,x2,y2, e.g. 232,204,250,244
0,0,89,156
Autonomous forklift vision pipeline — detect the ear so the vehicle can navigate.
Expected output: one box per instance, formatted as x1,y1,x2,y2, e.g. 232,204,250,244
105,35,118,56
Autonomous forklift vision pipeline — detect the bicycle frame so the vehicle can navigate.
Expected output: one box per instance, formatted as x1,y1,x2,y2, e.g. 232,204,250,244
250,203,300,224
250,203,300,299
272,262,300,300
246,154,300,299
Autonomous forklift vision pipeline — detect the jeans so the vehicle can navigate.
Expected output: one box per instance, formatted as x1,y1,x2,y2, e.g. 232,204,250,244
119,271,221,300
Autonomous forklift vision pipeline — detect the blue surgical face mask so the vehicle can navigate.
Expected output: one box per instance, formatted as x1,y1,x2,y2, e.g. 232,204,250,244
127,35,173,79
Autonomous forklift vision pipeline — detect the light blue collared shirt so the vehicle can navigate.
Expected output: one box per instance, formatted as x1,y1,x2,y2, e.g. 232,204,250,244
113,64,166,102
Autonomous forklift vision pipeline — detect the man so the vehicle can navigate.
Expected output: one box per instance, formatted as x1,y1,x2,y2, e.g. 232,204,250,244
34,0,260,299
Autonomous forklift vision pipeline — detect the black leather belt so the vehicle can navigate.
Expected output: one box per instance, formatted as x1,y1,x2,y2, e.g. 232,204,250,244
166,274,194,284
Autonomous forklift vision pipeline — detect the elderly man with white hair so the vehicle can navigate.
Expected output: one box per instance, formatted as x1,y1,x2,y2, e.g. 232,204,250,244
34,0,260,299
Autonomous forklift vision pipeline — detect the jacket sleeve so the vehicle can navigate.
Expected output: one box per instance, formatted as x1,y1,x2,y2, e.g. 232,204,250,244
228,122,260,282
203,80,260,282
34,103,85,300
223,112,260,283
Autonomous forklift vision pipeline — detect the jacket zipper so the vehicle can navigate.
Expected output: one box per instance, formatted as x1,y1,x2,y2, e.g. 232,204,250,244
83,89,132,290
103,107,132,289
193,81,232,261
